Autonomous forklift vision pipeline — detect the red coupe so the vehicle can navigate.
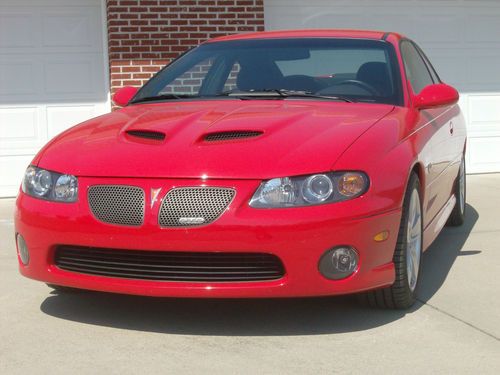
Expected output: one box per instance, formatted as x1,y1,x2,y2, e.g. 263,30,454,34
15,30,466,309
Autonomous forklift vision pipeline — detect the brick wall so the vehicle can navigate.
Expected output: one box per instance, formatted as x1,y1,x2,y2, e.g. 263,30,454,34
106,0,265,102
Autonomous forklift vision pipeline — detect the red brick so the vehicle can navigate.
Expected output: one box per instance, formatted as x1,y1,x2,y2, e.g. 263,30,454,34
129,7,149,12
199,26,217,32
129,20,149,25
132,72,153,78
171,19,188,25
122,66,142,73
140,13,160,19
142,65,164,72
119,13,139,19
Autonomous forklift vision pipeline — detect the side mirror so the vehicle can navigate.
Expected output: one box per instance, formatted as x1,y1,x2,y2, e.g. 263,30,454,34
112,86,139,107
414,83,459,110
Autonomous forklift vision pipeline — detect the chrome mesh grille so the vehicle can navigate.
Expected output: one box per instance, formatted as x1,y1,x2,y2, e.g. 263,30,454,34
88,185,145,226
204,131,263,142
158,187,235,227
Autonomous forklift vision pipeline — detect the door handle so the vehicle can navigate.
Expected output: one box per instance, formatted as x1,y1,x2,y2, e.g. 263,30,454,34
449,122,454,135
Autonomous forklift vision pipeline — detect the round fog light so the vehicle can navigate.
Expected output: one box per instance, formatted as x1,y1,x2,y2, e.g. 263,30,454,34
319,246,358,280
16,234,30,265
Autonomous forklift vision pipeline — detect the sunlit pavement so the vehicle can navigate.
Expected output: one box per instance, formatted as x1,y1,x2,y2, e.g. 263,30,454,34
1,174,499,374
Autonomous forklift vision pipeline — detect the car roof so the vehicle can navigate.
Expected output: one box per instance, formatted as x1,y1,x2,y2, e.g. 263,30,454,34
206,29,404,43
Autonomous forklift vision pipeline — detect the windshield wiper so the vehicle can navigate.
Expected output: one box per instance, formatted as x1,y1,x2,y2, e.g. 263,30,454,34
131,94,199,104
217,89,353,102
217,89,287,98
278,90,354,103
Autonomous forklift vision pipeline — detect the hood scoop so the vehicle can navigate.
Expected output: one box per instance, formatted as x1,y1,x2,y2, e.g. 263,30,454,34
125,129,166,141
204,130,263,142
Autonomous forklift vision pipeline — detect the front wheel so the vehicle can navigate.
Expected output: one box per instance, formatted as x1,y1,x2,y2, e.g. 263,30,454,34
359,173,423,309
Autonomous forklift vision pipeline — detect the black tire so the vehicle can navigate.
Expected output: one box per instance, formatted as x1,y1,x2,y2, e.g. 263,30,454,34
446,157,466,227
46,283,82,293
358,173,423,309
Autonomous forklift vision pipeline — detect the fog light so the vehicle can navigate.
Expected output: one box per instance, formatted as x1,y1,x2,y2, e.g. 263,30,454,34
319,246,358,280
16,234,29,265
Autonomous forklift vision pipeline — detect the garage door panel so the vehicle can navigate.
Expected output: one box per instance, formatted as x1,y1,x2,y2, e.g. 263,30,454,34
0,154,35,197
465,15,500,42
0,107,47,155
468,137,500,173
0,14,37,48
468,96,500,134
44,56,105,99
265,0,500,173
465,54,500,89
0,107,40,140
41,10,101,49
46,105,95,138
0,60,39,96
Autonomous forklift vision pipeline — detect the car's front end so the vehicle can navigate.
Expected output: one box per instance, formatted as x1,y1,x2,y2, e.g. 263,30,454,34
15,32,409,298
15,171,401,297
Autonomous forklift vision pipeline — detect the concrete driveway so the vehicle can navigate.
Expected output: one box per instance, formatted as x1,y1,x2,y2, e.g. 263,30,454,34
1,174,499,374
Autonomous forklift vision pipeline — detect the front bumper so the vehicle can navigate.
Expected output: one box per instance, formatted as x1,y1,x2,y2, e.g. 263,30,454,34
15,177,401,298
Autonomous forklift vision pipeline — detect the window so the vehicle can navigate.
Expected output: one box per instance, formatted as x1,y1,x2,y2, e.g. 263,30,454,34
400,41,434,94
134,39,404,105
414,44,441,83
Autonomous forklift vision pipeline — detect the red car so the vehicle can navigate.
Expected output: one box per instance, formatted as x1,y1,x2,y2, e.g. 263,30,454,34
15,30,466,309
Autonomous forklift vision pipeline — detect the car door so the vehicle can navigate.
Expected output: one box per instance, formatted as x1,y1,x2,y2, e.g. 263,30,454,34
400,40,456,228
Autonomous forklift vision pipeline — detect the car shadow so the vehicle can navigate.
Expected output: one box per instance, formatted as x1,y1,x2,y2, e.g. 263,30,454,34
39,204,478,336
417,203,479,303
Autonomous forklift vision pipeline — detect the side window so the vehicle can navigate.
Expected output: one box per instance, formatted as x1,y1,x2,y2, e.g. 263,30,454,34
400,41,434,94
415,44,441,83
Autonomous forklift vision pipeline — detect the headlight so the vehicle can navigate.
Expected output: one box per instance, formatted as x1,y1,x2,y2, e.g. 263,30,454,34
249,171,368,208
22,166,78,202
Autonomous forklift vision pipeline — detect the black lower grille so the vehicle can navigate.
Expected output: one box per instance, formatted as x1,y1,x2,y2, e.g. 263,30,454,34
54,246,285,282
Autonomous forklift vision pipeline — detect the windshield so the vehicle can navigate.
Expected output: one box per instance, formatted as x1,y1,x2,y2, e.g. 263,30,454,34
132,38,403,105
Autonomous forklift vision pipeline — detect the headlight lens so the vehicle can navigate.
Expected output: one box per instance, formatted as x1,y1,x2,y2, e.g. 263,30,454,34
22,166,78,202
249,171,368,208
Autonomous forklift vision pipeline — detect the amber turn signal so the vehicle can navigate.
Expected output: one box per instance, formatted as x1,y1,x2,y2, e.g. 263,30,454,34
338,172,367,197
373,231,389,242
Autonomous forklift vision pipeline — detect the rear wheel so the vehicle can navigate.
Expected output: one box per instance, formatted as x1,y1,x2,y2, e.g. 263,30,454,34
447,157,466,226
359,173,423,309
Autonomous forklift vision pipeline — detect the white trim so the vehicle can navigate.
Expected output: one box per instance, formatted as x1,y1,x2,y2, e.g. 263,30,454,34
100,0,111,112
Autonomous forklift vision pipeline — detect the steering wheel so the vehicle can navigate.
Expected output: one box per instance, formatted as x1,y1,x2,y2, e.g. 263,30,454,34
335,79,380,96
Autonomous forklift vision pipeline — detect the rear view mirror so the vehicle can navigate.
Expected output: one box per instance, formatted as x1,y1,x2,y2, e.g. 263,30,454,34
112,86,139,107
414,83,459,110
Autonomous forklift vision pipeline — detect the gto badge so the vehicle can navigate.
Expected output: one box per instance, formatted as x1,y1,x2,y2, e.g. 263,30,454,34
179,217,206,225
150,187,162,208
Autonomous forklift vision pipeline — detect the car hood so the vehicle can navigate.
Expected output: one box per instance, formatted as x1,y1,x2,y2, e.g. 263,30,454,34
37,100,394,179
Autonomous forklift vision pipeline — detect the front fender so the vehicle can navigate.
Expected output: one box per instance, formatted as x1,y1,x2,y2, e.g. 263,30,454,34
332,108,424,214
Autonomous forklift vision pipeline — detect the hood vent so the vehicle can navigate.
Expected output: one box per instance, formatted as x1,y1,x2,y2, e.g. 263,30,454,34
125,130,166,141
204,130,263,142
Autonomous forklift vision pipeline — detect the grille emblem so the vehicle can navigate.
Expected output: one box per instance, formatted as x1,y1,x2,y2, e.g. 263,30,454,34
150,187,162,208
178,217,206,225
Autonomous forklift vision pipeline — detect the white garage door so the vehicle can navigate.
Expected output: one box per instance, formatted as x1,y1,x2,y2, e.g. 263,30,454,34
265,0,500,174
0,0,109,197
